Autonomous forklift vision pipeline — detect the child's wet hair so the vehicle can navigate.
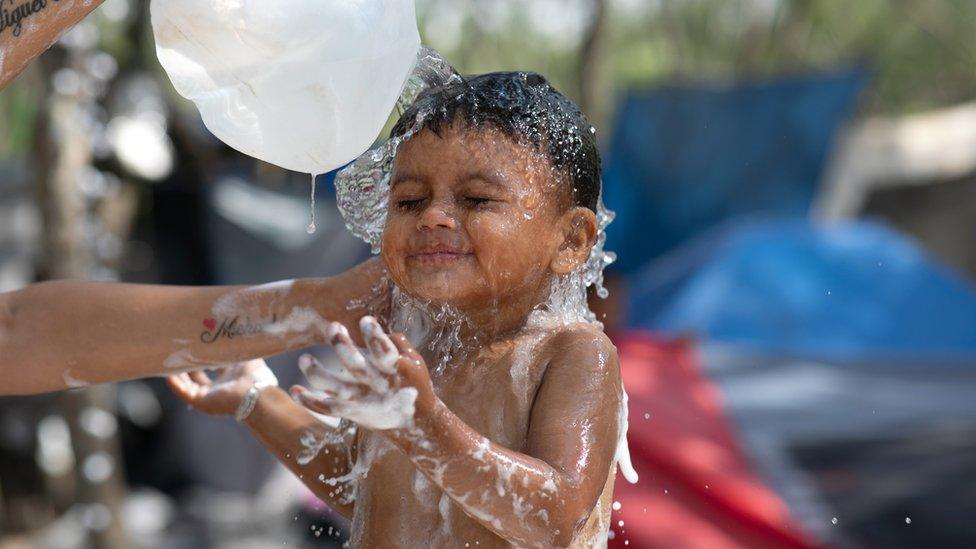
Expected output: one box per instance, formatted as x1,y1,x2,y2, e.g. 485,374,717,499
390,71,601,213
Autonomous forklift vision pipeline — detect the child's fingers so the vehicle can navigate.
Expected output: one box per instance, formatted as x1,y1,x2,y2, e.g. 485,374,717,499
388,332,429,382
335,342,369,377
331,325,368,372
297,354,366,400
324,321,351,346
335,342,375,377
333,328,388,389
321,321,344,344
290,385,348,417
298,382,342,400
337,339,390,393
298,353,357,386
360,316,399,375
389,333,421,360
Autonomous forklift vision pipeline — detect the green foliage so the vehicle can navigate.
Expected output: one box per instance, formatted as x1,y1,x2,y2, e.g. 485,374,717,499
419,0,976,116
0,80,37,159
4,0,976,158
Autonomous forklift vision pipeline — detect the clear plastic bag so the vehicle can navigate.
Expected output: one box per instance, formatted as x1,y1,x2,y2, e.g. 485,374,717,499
151,0,420,174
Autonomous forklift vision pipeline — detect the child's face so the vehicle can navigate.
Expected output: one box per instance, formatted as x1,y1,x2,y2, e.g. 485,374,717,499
381,124,589,311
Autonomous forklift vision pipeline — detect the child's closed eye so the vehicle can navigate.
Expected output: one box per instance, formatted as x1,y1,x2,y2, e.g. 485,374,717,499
395,198,426,210
464,196,496,207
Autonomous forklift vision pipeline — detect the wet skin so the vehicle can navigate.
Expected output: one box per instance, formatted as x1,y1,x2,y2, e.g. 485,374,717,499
332,320,622,548
332,125,619,547
382,123,571,320
172,124,622,547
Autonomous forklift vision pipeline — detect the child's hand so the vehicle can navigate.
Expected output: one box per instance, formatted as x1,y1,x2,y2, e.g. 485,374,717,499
290,316,435,431
167,359,275,416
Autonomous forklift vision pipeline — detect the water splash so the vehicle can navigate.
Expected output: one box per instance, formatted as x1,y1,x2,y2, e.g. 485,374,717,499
335,47,459,252
586,197,617,300
526,271,591,328
396,46,464,114
307,173,318,234
388,286,471,377
334,115,420,252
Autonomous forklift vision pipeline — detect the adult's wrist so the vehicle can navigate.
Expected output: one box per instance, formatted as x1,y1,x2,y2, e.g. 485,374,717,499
234,385,264,422
235,365,278,422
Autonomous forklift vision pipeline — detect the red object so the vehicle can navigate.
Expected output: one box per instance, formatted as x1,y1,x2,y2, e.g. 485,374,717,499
608,331,821,549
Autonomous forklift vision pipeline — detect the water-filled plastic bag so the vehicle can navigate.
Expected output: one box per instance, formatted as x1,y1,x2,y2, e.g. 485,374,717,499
151,0,420,174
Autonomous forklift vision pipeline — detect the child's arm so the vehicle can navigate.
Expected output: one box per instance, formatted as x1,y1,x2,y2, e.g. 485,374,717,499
293,318,621,548
0,259,386,395
166,361,356,518
0,0,107,89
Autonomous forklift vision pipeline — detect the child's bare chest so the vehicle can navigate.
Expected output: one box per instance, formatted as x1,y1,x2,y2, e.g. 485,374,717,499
430,333,549,446
349,334,552,546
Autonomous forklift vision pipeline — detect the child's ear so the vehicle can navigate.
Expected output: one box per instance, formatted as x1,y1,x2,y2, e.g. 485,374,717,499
550,207,599,274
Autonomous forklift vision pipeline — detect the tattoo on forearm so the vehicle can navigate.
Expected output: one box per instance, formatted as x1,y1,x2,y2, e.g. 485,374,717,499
200,314,277,344
1,0,61,38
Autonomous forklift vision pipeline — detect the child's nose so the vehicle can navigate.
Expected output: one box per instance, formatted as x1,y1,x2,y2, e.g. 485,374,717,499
417,202,457,231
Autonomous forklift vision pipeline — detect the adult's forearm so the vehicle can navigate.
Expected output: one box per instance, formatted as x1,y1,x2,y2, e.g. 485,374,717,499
0,0,107,89
244,387,355,519
0,259,386,395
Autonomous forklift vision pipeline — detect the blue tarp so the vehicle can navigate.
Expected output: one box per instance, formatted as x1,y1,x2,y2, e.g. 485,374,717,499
603,70,866,274
628,219,976,362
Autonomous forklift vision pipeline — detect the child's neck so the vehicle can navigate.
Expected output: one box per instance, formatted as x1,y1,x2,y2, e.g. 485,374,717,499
455,289,542,344
391,277,588,364
450,273,570,346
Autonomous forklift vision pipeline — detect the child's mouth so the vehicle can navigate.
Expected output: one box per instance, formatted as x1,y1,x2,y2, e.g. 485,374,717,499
408,245,473,267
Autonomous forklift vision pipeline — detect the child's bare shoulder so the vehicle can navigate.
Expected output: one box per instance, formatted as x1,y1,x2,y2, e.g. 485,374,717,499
525,323,621,430
537,322,618,376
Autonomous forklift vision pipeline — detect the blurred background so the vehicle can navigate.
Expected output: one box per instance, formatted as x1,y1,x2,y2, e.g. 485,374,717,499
1,0,975,547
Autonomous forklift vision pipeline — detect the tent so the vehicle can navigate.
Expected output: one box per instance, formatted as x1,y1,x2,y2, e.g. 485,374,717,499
603,70,865,274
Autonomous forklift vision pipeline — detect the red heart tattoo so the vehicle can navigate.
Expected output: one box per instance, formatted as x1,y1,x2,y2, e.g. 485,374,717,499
203,318,217,331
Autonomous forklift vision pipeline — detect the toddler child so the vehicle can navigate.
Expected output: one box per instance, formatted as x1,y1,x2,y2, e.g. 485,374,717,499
169,71,634,548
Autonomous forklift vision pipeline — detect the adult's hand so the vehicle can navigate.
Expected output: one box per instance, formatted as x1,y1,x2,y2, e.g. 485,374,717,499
167,359,276,417
0,0,108,89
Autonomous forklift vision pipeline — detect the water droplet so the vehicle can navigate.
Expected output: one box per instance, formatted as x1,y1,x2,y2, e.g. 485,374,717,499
82,453,114,483
78,502,113,531
307,173,318,234
612,501,622,511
